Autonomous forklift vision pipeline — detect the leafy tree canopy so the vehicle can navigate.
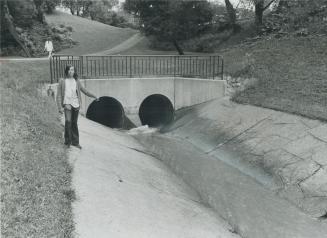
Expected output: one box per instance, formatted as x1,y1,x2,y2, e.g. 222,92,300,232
124,0,214,54
62,0,118,16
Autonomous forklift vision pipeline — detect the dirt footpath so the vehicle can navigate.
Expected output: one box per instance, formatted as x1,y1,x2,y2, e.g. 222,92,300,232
67,116,240,238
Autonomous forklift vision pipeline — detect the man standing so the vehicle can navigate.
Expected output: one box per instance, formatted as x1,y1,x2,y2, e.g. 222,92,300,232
44,37,53,58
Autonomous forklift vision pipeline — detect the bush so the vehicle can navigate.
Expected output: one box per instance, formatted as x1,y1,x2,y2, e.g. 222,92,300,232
147,37,176,51
66,26,73,32
184,30,233,52
147,30,234,53
43,0,60,14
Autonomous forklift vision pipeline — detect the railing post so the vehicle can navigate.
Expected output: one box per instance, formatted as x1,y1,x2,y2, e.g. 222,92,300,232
221,57,224,80
174,56,176,77
80,55,84,78
212,56,215,80
125,56,128,77
50,56,53,84
86,56,89,78
129,56,132,78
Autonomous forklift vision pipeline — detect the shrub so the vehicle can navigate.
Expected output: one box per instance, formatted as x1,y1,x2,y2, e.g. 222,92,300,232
183,30,233,53
66,26,73,32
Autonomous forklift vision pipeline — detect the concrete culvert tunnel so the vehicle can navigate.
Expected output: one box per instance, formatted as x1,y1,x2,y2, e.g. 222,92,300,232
139,94,174,127
86,96,125,128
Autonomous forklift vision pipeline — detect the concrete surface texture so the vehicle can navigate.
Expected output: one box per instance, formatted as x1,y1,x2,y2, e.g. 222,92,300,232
162,97,327,217
138,133,327,238
67,116,240,238
134,97,327,238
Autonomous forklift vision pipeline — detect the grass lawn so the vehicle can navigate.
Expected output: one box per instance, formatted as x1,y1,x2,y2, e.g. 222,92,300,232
46,11,137,55
219,35,327,121
0,60,75,237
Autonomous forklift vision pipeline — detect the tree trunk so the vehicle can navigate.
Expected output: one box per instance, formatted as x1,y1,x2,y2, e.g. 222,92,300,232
172,39,184,55
3,0,31,57
34,0,45,23
255,0,276,27
255,1,264,27
224,0,239,33
276,0,289,13
36,7,44,23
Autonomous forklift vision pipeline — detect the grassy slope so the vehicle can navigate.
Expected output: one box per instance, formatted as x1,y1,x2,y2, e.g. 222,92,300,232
0,60,74,237
46,11,137,55
120,37,179,55
1,12,141,237
219,35,327,121
121,37,221,56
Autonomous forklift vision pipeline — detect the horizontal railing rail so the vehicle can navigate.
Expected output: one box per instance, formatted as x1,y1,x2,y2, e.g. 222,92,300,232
50,54,223,83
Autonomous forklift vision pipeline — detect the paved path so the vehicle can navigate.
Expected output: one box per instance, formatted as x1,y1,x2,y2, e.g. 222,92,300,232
0,32,143,62
67,116,240,238
0,57,49,61
90,33,145,55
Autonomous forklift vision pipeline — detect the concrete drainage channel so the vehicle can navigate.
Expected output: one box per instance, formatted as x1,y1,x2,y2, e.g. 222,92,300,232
135,133,327,238
87,104,327,237
51,81,327,236
86,98,327,238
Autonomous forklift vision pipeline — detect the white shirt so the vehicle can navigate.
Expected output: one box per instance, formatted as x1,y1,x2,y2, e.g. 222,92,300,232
44,41,53,52
63,78,79,108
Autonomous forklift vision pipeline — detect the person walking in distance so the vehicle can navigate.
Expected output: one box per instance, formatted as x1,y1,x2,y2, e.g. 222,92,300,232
57,65,99,149
44,38,53,58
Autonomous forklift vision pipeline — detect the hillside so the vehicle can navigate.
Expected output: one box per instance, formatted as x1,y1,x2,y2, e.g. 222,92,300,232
45,11,137,55
217,33,327,122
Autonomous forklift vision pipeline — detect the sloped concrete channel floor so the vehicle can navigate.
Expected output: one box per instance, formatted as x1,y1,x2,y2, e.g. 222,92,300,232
65,98,327,238
67,116,240,238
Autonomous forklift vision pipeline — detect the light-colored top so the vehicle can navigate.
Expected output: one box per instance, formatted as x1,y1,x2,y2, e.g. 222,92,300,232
57,78,97,111
63,78,80,108
44,41,53,52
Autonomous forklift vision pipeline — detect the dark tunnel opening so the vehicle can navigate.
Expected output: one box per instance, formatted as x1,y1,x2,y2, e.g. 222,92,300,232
139,94,174,127
86,97,125,128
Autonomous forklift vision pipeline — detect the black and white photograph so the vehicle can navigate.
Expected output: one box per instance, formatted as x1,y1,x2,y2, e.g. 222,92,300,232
1,0,327,237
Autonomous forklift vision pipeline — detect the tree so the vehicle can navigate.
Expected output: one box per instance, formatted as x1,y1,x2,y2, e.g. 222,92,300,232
34,0,45,23
1,0,33,57
124,0,213,55
62,0,118,16
89,1,109,20
246,0,277,26
43,0,60,14
224,0,240,32
62,0,79,15
33,0,60,22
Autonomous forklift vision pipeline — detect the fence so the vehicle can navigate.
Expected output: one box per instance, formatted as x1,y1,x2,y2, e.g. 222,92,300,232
50,54,224,83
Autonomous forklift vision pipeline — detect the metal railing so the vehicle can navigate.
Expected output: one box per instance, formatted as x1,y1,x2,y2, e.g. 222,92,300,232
50,54,223,83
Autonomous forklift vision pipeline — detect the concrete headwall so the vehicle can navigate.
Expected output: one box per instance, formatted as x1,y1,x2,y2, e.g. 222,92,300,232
78,77,225,115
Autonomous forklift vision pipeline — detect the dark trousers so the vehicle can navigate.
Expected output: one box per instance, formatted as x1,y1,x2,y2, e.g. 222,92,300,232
64,106,79,145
